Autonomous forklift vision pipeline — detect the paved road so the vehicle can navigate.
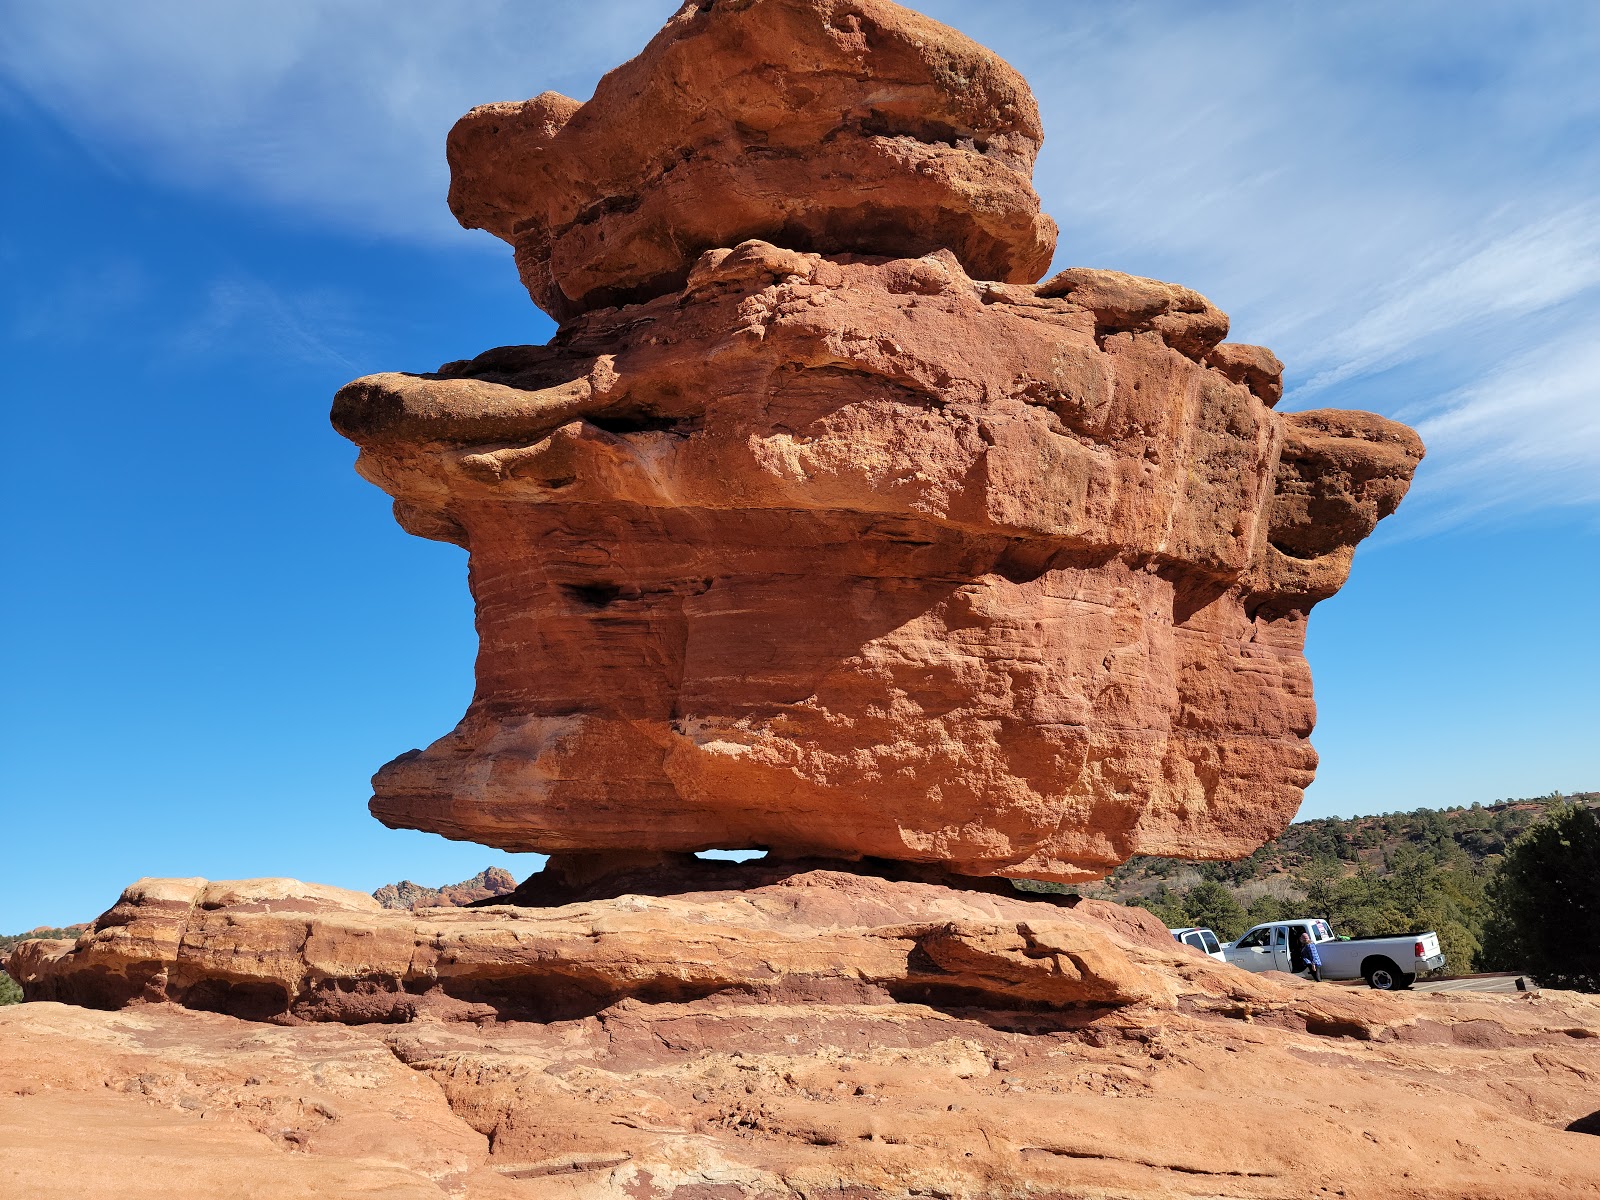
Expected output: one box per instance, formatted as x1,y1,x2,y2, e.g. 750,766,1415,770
1326,972,1530,994
1411,973,1529,995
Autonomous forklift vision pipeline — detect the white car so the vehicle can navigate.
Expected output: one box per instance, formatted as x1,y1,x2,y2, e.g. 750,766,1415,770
1222,919,1445,989
1169,926,1226,961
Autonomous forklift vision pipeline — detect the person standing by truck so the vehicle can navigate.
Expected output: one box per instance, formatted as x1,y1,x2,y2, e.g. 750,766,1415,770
1299,930,1323,982
1223,919,1443,988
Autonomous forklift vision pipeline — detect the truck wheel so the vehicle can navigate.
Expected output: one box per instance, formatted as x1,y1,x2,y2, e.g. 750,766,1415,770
1363,958,1404,990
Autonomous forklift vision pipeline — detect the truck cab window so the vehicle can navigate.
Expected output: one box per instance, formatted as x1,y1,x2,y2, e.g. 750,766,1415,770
1236,928,1269,949
1201,931,1221,954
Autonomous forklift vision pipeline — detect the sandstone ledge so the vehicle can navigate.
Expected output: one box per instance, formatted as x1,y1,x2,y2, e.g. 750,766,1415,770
8,870,1179,1021
6,871,1600,1199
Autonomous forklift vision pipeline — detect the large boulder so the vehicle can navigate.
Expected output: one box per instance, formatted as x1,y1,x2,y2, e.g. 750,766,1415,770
335,245,1421,879
334,0,1422,879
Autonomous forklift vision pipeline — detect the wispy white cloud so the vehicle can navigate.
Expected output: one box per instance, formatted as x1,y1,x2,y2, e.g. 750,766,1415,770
0,0,673,241
4,258,148,343
921,0,1600,529
171,277,361,369
1296,206,1600,395
0,253,359,370
1402,326,1600,529
3,0,1598,525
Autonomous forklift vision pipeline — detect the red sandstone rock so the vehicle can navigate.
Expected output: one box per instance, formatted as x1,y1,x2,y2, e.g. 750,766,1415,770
371,865,517,910
7,870,1172,1018
332,0,1424,880
1206,341,1286,405
5,871,1599,1199
335,243,1422,879
447,0,1057,320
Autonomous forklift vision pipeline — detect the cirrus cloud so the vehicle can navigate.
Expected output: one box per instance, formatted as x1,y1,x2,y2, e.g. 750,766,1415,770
3,0,1597,528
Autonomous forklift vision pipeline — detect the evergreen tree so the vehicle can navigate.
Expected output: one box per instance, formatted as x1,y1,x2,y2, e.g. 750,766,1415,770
1244,894,1285,926
1181,881,1248,940
1480,805,1600,992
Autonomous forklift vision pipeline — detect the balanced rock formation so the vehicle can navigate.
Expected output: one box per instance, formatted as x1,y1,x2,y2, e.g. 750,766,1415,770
7,869,1600,1199
333,0,1423,881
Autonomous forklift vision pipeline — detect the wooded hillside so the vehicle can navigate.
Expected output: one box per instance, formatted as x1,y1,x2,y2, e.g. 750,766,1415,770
1065,791,1599,973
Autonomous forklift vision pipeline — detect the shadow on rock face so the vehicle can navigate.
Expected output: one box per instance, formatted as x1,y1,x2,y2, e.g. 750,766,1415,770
472,851,1082,908
1568,1110,1600,1136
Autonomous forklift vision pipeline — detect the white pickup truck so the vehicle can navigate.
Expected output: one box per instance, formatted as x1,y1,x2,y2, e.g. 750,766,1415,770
1222,919,1445,989
1169,926,1227,961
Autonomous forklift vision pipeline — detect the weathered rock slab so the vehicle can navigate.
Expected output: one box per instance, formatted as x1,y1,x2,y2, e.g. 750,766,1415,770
5,870,1599,1199
7,870,1174,1020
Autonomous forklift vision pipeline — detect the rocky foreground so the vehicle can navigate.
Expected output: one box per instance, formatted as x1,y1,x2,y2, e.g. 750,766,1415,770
5,864,1597,1199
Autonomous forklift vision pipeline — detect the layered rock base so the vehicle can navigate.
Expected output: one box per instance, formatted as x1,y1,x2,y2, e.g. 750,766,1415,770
6,869,1598,1199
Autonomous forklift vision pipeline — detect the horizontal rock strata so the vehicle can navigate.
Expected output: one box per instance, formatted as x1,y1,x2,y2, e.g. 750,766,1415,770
6,871,1599,1199
7,872,1175,1020
336,244,1422,878
447,0,1057,320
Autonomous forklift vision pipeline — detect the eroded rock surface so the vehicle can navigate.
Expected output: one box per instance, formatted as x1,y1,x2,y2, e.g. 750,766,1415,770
336,245,1421,879
373,867,519,911
7,871,1173,1020
334,0,1423,880
6,872,1599,1199
446,0,1057,320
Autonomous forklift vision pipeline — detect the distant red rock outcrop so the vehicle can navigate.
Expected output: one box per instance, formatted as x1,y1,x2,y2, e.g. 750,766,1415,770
370,866,516,910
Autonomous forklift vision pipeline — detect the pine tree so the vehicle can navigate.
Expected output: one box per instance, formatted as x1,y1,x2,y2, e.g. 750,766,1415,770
1480,805,1600,992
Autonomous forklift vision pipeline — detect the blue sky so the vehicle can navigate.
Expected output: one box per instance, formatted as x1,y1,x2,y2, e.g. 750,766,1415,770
2,1,1596,931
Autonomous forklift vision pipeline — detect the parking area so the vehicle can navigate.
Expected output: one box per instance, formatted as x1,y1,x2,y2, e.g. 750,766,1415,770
1411,973,1529,994
1325,972,1530,993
